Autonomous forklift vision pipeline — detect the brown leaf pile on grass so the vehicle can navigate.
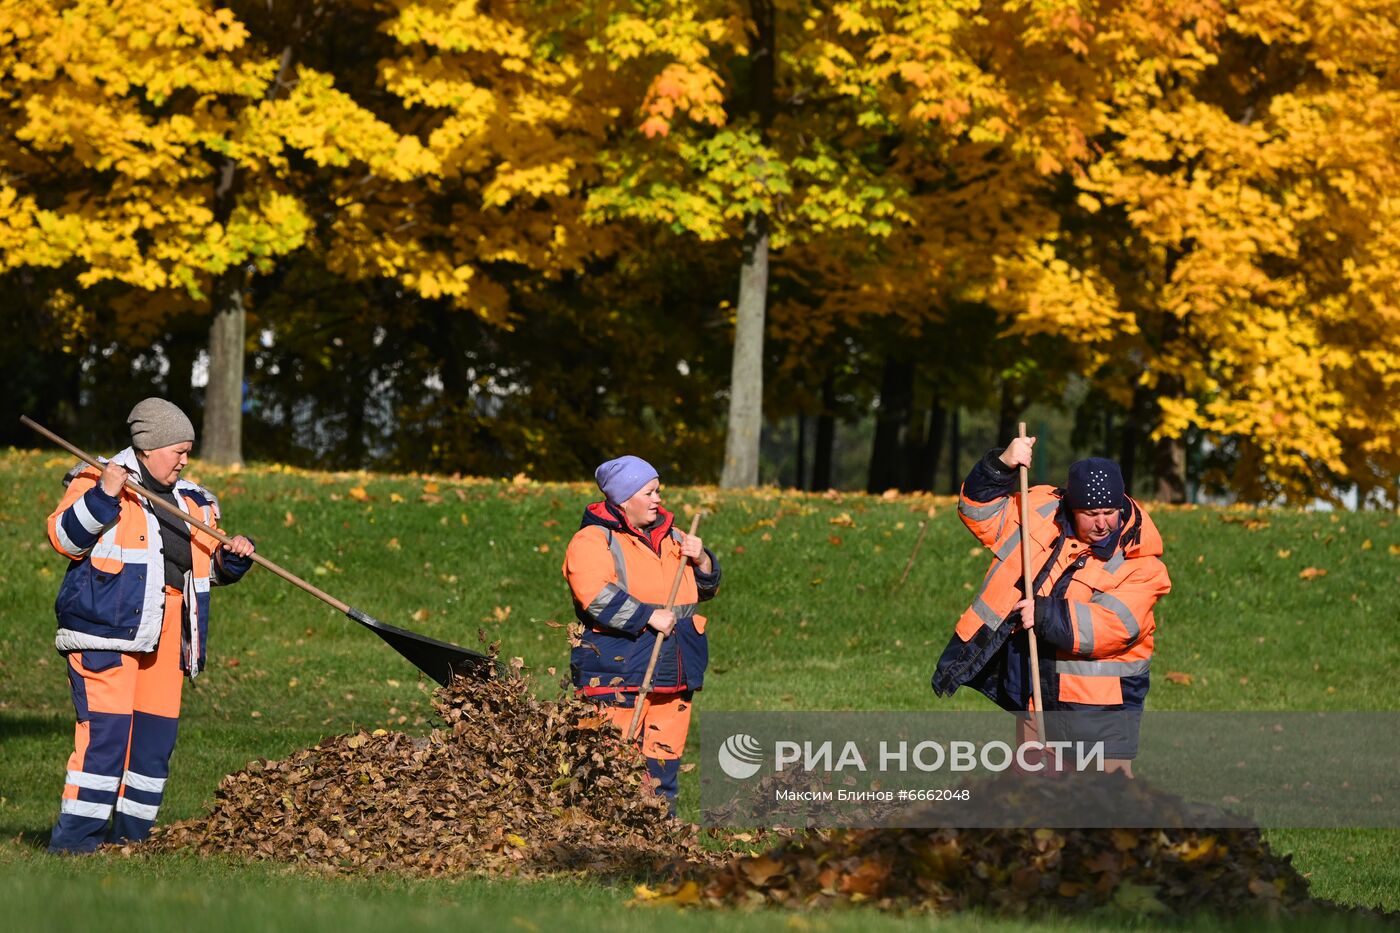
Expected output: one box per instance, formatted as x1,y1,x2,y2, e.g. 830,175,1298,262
640,824,1315,918
152,670,721,878
640,772,1351,918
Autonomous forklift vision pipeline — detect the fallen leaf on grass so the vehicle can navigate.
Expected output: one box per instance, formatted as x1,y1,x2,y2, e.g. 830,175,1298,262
633,881,702,907
1164,671,1194,686
829,512,856,528
348,486,371,502
283,511,296,527
1298,567,1327,581
411,608,431,623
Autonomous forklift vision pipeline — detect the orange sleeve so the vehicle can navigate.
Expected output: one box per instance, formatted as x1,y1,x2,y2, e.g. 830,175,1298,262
563,527,653,634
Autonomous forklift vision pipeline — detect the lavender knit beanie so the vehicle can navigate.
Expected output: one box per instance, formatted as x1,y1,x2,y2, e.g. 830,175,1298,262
595,455,658,505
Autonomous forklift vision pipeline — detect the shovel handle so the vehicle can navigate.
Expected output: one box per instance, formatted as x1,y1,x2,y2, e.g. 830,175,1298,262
625,512,703,742
21,415,351,614
1017,422,1047,741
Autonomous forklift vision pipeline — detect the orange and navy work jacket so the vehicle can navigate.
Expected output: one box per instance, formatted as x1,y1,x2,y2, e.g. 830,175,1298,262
563,502,721,698
932,449,1171,713
47,448,249,674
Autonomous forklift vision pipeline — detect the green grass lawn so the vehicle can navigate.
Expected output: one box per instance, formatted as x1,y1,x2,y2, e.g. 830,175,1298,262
2,447,1397,930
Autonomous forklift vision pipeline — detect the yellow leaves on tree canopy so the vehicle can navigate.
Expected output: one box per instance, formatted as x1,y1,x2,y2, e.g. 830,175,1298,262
1047,0,1400,501
2,0,1397,500
0,0,300,331
0,0,601,338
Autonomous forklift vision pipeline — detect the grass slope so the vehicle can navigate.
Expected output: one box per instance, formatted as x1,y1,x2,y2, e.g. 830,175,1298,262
1,448,1397,929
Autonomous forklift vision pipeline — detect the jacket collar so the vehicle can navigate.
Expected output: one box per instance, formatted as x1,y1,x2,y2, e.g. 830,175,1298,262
65,447,142,488
581,500,676,554
1053,494,1163,561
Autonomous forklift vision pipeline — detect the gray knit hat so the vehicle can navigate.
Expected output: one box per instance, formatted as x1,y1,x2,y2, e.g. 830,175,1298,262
128,397,195,451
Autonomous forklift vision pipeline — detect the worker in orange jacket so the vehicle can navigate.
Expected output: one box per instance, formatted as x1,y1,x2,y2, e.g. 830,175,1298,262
932,433,1170,773
563,455,720,810
45,399,255,852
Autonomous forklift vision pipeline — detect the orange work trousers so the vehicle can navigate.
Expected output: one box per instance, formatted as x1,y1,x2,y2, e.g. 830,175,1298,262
598,692,693,761
49,586,185,853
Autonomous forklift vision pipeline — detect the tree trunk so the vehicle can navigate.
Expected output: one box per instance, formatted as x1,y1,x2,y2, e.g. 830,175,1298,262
202,278,246,465
914,400,946,492
867,356,913,493
996,380,1022,448
1118,383,1151,494
948,407,962,494
812,375,835,490
1155,435,1187,502
720,212,770,488
1153,372,1188,502
202,147,246,466
1146,292,1187,502
719,0,776,489
200,43,296,466
795,413,807,490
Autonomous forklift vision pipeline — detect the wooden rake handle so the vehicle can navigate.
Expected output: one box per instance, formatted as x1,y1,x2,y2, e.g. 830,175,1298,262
625,512,704,742
1017,422,1047,742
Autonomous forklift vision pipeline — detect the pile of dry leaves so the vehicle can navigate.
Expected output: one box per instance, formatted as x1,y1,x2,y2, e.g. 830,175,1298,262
640,804,1320,919
151,669,1368,921
153,665,719,878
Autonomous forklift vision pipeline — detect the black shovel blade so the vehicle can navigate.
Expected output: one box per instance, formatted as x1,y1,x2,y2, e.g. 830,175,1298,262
346,607,497,686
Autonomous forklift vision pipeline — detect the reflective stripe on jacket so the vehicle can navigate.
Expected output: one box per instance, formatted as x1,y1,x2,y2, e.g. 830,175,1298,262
563,501,720,696
47,448,246,672
932,449,1171,716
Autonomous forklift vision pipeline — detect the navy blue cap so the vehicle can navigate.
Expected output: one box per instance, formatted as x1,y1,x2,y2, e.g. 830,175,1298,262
1065,457,1124,511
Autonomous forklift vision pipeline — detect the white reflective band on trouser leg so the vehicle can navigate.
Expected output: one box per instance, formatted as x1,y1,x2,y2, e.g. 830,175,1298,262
61,798,114,820
67,770,121,792
122,770,167,793
115,797,160,821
